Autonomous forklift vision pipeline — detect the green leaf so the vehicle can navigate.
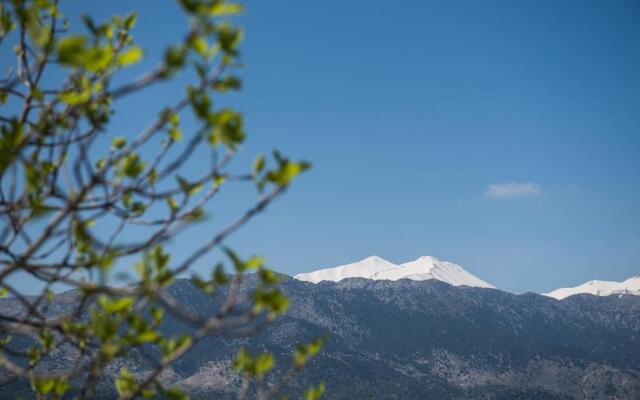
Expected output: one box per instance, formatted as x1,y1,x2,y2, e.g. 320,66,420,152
25,6,51,48
23,161,42,191
28,347,42,366
151,307,164,323
210,3,245,16
150,245,170,270
57,34,113,71
135,330,160,343
124,12,138,30
258,268,281,285
185,207,205,222
99,296,135,313
39,329,54,351
169,126,183,141
83,45,114,72
191,274,211,292
224,247,247,272
31,88,44,101
208,108,245,147
57,35,88,65
117,46,143,66
304,383,326,400
118,153,147,179
53,379,70,396
213,263,229,284
166,387,188,400
189,35,208,57
188,88,211,120
122,191,133,208
234,348,274,380
44,288,55,302
148,168,158,183
32,377,70,397
166,197,179,213
252,352,274,379
95,158,107,170
252,154,265,176
130,201,146,215
212,75,242,92
164,45,187,68
112,136,127,149
0,5,15,40
59,89,91,105
115,368,137,396
100,341,120,358
32,378,55,395
212,174,226,189
177,176,203,197
0,120,23,175
161,335,191,360
0,335,11,348
216,23,243,55
265,159,311,186
293,337,325,367
253,287,289,315
245,255,265,270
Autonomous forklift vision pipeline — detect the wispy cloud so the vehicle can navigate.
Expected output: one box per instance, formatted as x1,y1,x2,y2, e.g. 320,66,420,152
484,182,541,200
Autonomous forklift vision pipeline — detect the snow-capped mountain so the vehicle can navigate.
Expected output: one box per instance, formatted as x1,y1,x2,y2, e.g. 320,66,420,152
371,256,495,288
293,255,397,284
544,276,640,300
294,255,495,288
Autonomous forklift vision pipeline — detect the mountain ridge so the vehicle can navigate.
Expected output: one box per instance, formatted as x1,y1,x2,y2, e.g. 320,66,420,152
294,255,495,288
545,276,640,300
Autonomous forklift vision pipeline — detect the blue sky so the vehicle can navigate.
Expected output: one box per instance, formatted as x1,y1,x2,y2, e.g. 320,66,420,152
5,0,640,294
226,0,640,293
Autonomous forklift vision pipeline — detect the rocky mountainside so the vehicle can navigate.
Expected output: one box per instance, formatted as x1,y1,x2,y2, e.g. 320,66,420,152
1,277,640,399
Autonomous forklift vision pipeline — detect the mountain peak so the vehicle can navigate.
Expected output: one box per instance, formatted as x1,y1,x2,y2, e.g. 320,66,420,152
293,255,396,283
410,255,439,266
544,276,640,300
294,255,495,288
370,256,495,288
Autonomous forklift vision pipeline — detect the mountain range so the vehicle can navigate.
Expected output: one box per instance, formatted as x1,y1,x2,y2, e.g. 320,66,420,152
294,255,639,300
1,256,639,399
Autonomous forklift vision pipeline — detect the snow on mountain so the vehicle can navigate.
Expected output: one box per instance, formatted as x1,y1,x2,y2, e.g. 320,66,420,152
294,255,495,288
371,256,495,288
293,255,397,284
544,276,640,300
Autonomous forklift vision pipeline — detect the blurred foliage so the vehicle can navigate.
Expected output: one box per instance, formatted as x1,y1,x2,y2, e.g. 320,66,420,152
0,0,322,398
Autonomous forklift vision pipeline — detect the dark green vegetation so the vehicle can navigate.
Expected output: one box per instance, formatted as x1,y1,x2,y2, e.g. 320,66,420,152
2,277,639,399
0,0,321,398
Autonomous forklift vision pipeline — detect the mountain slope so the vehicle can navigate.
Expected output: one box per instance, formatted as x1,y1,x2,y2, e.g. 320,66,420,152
294,255,494,288
1,278,639,399
545,276,640,300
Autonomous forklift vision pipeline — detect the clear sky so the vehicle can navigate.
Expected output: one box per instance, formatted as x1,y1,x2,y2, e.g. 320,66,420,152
5,0,640,294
